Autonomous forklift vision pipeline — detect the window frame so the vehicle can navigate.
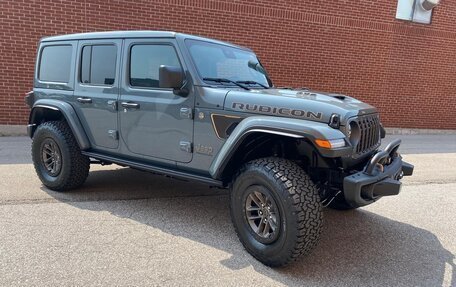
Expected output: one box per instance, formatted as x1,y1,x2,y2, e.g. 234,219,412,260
37,44,73,84
396,0,434,24
128,42,184,91
79,43,118,88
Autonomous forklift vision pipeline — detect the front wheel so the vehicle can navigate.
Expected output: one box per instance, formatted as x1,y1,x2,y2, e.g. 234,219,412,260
230,158,322,267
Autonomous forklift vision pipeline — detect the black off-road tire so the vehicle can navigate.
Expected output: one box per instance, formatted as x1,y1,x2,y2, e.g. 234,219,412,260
32,121,90,191
230,157,323,267
327,193,359,210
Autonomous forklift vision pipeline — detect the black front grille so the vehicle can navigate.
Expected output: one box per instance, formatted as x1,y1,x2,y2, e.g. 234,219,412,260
355,114,381,155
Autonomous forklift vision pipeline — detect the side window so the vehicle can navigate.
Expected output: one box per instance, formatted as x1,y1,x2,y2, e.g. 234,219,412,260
39,45,72,83
130,44,181,88
80,45,117,85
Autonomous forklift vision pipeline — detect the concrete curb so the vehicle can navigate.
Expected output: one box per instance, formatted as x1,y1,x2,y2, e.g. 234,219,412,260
0,125,455,137
384,127,456,135
0,125,27,137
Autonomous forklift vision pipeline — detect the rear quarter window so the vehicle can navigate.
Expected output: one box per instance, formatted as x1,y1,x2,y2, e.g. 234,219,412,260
38,45,72,83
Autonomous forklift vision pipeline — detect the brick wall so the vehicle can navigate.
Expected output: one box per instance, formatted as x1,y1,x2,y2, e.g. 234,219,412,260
0,0,455,129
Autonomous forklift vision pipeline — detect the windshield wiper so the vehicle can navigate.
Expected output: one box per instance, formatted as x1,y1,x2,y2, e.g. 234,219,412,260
203,77,250,90
236,80,269,89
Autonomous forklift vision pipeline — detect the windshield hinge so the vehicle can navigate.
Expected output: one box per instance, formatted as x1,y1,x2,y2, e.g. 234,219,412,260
180,107,193,119
180,141,193,153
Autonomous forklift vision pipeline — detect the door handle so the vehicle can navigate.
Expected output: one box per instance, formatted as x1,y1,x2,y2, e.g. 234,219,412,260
77,97,92,104
121,102,140,109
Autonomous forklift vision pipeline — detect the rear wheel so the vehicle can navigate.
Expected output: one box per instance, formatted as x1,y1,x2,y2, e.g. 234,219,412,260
32,121,90,191
230,157,322,267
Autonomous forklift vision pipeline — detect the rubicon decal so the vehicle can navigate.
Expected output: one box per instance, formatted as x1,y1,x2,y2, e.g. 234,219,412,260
232,102,323,120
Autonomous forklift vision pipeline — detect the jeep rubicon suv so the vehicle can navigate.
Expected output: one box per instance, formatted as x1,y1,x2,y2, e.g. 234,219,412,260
26,31,413,267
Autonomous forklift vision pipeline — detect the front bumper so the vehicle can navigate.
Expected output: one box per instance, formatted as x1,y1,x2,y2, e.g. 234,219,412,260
343,139,414,208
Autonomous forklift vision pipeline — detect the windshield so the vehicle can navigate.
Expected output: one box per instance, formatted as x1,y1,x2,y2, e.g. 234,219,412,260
185,39,271,87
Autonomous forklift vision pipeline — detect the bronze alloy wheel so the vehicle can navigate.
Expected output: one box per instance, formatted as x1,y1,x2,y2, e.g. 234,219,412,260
244,186,281,244
40,138,62,177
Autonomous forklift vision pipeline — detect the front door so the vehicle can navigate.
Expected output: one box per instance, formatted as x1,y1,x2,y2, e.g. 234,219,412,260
119,39,194,163
73,39,122,150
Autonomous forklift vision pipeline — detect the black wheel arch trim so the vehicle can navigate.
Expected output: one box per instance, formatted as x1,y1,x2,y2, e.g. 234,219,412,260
28,99,91,150
209,116,351,179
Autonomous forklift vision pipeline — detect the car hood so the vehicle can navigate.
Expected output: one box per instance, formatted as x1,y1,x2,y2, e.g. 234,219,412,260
224,88,377,124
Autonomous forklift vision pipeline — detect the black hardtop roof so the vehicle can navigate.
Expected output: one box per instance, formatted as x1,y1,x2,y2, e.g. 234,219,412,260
40,30,249,51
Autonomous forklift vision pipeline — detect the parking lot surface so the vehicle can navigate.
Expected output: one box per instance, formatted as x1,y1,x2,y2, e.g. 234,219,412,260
0,135,455,286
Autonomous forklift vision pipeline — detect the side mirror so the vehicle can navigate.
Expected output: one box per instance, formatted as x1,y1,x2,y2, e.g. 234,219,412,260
248,59,273,87
248,60,266,74
159,65,184,89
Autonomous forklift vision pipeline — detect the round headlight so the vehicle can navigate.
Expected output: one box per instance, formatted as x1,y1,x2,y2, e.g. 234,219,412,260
347,124,352,138
348,120,361,146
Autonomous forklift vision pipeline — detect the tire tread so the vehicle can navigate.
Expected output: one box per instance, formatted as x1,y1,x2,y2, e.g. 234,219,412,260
231,157,322,267
32,121,89,191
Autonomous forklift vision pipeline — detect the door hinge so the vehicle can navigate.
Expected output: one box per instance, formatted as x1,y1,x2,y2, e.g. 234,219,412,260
179,141,193,153
107,100,117,111
180,107,193,119
108,130,118,140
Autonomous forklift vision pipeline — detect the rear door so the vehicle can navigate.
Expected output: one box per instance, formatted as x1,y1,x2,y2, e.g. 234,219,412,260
73,39,122,150
119,38,194,163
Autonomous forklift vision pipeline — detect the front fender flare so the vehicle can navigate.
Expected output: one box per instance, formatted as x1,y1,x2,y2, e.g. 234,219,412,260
209,116,350,179
29,99,90,150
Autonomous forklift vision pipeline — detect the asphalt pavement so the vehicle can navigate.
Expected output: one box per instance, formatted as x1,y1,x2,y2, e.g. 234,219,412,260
0,135,455,286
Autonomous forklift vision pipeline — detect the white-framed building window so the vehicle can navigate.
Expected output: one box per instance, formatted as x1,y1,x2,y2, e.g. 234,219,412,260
396,0,440,24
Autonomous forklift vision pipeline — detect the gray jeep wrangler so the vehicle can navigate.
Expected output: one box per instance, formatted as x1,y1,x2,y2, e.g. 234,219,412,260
26,31,413,267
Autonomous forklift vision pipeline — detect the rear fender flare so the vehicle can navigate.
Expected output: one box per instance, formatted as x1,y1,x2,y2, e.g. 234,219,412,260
28,99,90,150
